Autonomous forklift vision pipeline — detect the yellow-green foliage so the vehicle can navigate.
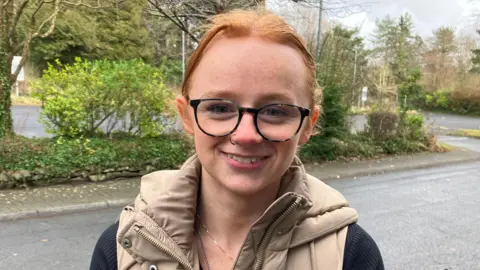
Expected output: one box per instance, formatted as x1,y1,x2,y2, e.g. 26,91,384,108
452,129,480,138
30,58,175,138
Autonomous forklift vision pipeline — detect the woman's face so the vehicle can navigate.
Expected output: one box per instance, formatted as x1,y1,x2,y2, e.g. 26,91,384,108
177,36,319,196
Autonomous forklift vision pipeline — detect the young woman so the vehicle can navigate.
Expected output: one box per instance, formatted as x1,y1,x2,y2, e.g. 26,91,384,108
90,9,384,270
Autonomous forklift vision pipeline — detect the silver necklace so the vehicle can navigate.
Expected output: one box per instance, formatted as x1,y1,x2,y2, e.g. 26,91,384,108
196,214,235,270
197,229,212,270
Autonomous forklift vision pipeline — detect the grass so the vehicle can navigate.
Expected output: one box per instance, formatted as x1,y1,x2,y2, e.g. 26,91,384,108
450,129,480,139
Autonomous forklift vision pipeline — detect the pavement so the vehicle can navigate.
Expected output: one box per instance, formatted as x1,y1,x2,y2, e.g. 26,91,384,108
2,145,480,222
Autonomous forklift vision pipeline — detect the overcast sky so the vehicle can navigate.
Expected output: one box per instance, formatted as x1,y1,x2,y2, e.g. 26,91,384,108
341,0,479,39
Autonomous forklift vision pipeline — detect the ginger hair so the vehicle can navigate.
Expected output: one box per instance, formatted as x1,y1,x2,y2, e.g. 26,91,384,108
180,9,320,110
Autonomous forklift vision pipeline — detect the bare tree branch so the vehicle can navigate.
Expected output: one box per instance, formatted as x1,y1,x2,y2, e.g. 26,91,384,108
146,0,263,44
11,0,31,36
2,0,12,8
184,2,215,16
147,0,200,42
31,1,60,39
272,0,375,18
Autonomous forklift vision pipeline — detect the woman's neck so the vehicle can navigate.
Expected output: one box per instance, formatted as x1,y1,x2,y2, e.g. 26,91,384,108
197,169,280,249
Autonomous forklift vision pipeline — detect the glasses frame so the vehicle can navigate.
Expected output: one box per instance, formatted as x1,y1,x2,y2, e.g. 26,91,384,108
189,98,311,142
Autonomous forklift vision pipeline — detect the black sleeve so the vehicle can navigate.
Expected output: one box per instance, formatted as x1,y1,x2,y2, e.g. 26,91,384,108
343,223,385,270
90,222,119,270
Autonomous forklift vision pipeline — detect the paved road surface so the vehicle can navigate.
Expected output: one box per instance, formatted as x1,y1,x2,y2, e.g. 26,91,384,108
11,105,180,138
1,161,479,270
12,106,49,138
437,135,480,152
324,161,480,270
0,207,121,269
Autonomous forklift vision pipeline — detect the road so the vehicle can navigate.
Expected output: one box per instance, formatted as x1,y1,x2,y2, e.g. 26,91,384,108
12,106,49,138
0,207,121,270
11,105,181,138
1,159,479,269
324,161,480,270
438,135,480,152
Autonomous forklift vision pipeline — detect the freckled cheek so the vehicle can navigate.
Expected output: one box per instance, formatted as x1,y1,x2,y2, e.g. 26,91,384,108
274,141,297,156
194,132,223,150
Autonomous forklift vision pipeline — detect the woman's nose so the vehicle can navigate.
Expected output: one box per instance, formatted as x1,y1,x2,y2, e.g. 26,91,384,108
231,113,263,144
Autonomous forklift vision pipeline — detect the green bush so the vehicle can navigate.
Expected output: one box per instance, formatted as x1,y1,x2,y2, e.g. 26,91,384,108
367,111,398,139
378,137,428,155
31,58,175,138
423,90,480,115
300,131,434,162
0,134,193,180
301,106,437,162
425,91,450,110
403,112,425,141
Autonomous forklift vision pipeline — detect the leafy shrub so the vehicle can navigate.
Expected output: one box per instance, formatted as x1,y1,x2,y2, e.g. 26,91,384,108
31,58,175,138
367,111,398,139
427,91,450,109
402,112,425,141
378,137,428,155
423,90,480,115
0,134,193,177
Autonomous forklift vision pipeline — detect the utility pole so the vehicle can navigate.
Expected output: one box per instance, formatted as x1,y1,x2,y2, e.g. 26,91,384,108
315,0,323,64
352,47,358,106
353,47,358,84
182,29,185,80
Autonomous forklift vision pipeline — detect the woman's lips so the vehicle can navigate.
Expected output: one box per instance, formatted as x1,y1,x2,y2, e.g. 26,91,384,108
222,152,268,169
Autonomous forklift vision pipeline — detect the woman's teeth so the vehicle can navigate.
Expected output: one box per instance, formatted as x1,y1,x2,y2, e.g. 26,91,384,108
227,154,265,164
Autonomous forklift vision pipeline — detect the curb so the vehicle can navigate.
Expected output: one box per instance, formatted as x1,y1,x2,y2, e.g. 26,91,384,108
0,198,133,222
315,153,480,181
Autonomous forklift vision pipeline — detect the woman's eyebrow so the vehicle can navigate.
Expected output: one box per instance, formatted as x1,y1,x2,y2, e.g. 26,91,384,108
256,93,296,104
199,90,236,99
199,90,296,103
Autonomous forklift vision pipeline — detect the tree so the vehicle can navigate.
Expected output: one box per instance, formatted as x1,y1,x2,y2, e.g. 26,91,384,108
368,13,424,107
371,15,398,65
280,0,372,18
423,26,456,91
470,30,480,73
316,25,368,135
28,0,154,72
317,25,367,89
0,0,114,138
145,0,265,44
371,13,422,81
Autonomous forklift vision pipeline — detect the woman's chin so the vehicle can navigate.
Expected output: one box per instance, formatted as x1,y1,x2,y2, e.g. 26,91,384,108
218,175,274,197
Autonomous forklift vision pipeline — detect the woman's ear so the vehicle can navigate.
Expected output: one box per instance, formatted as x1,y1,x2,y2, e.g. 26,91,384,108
298,105,320,146
176,95,195,135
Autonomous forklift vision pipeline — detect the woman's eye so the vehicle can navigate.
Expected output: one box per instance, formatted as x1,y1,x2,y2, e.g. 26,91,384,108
263,108,288,116
207,105,234,113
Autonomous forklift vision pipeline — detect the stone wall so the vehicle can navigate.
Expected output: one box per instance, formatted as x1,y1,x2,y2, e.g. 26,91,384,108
0,165,157,189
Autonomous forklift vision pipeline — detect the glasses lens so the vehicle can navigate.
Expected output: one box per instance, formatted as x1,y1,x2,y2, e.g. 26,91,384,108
196,100,239,136
257,104,302,141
